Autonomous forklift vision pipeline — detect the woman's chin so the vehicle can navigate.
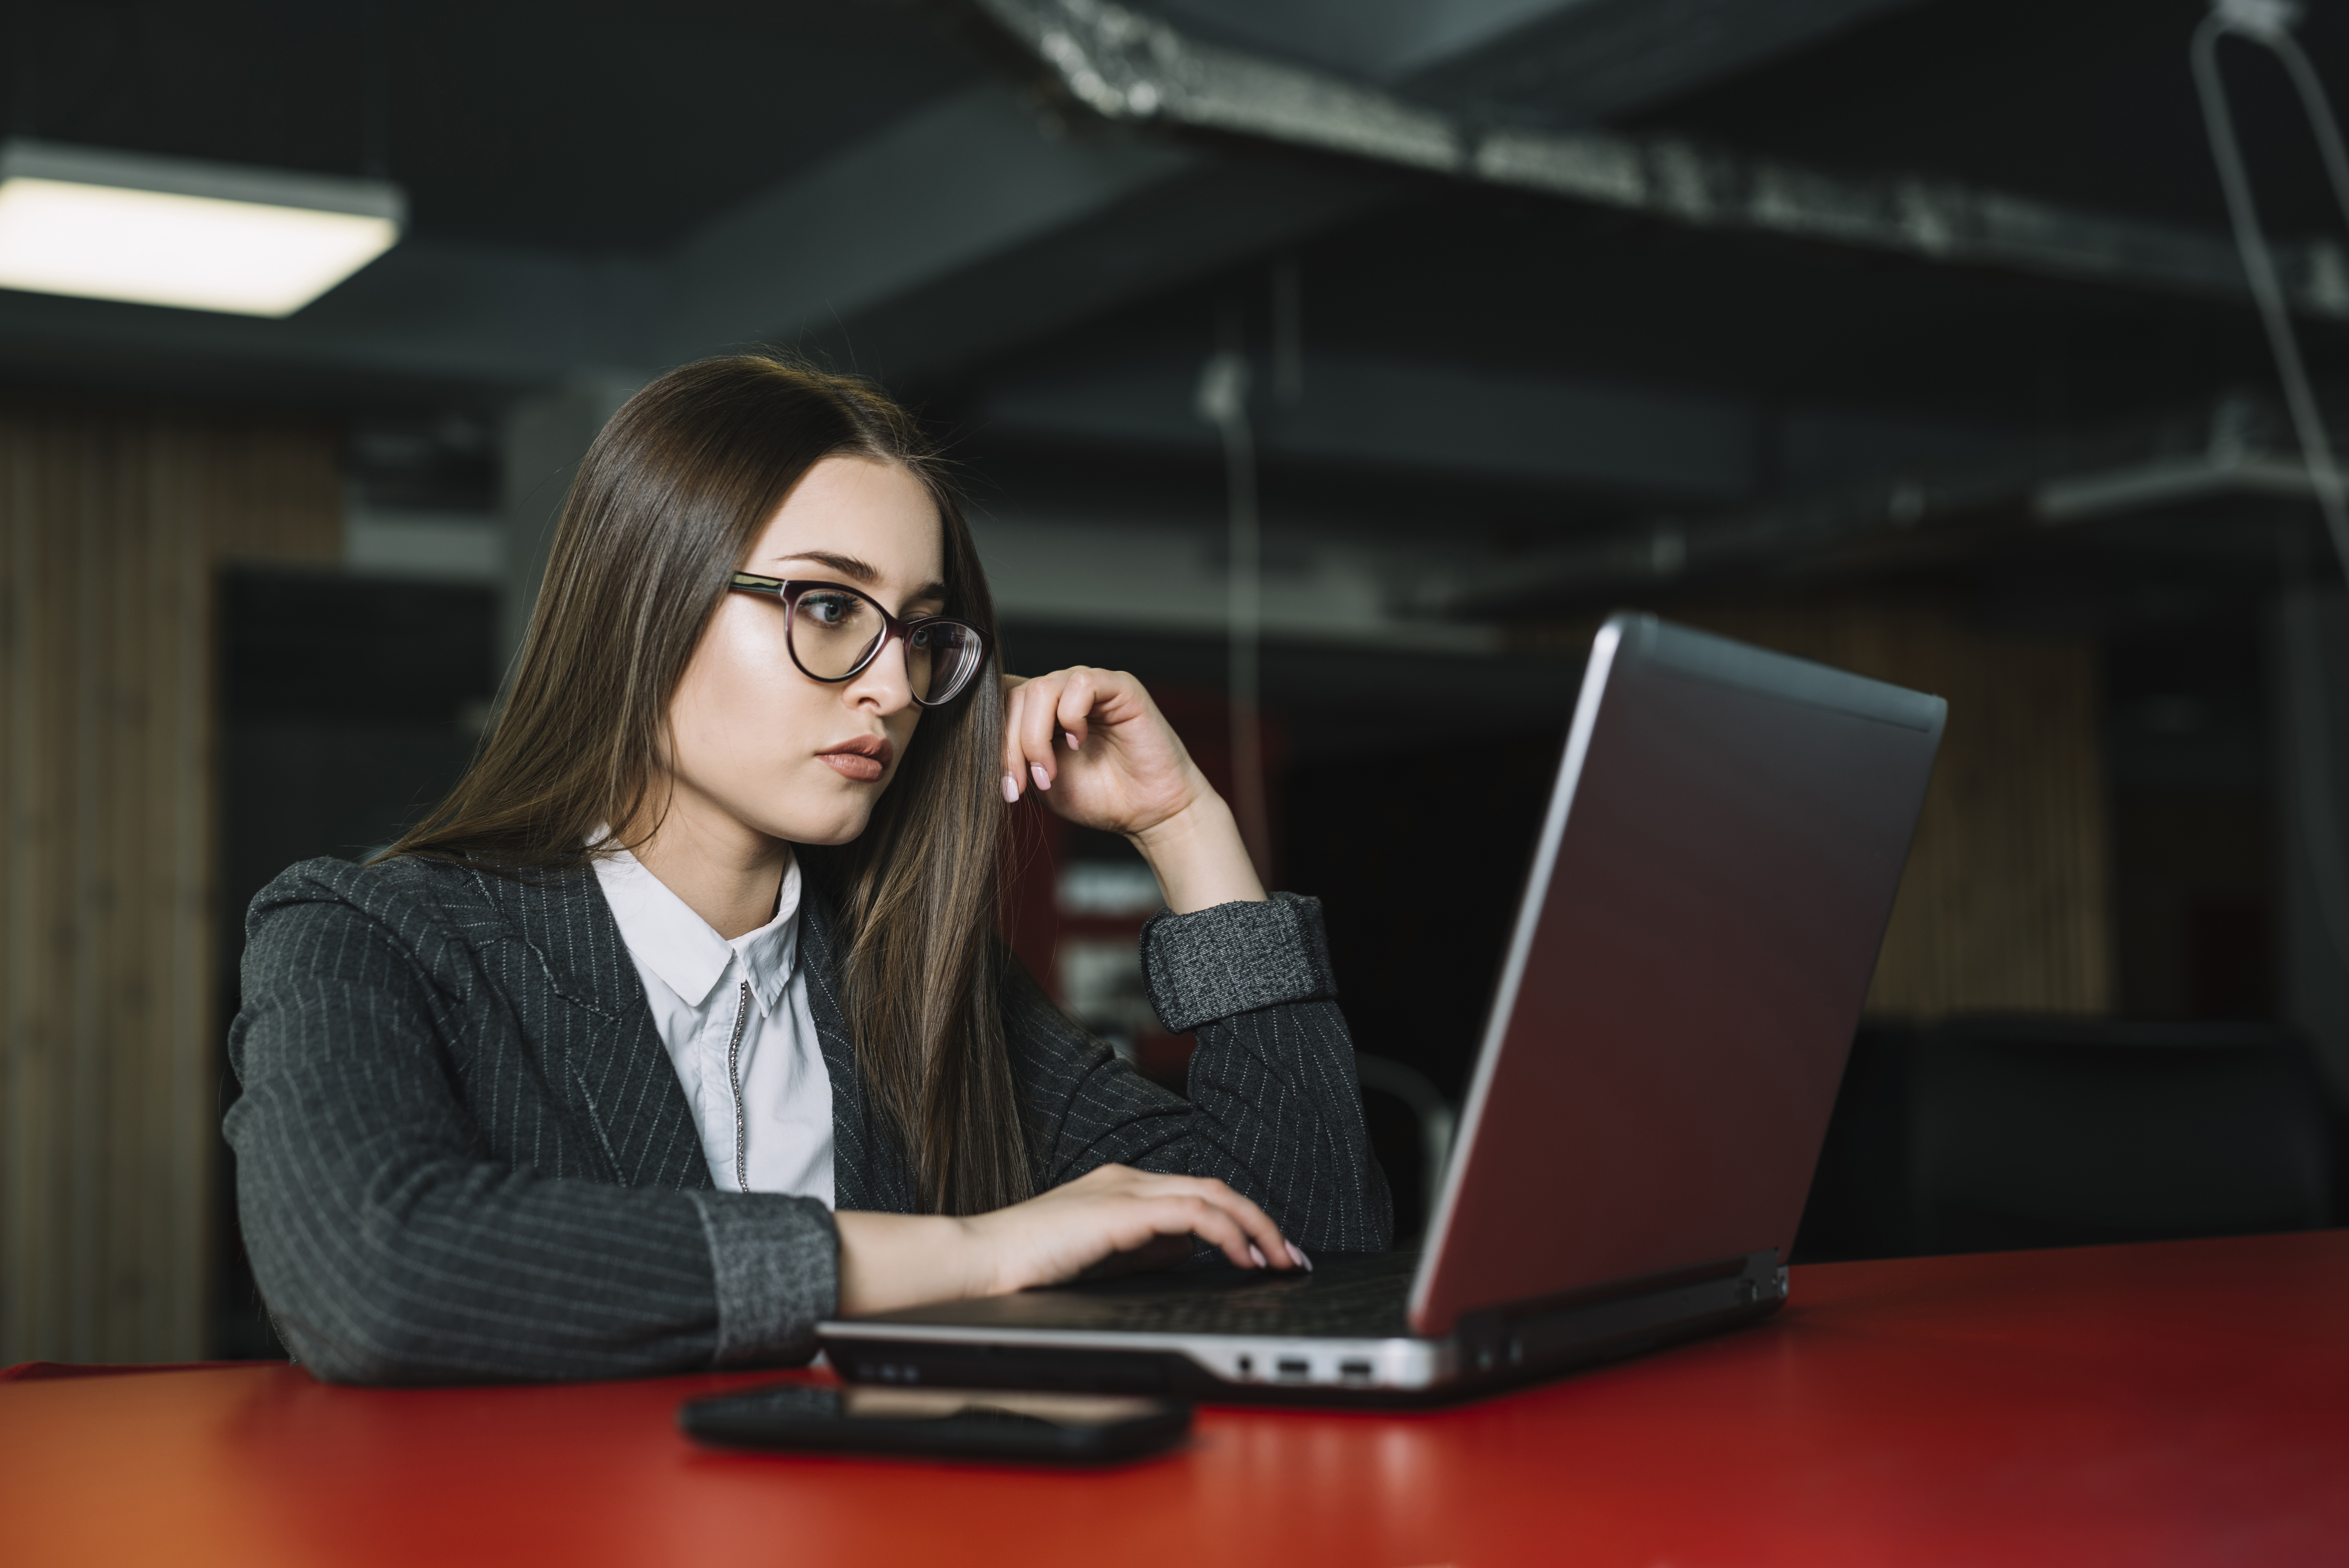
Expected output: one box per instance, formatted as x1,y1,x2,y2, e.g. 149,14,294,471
783,803,878,848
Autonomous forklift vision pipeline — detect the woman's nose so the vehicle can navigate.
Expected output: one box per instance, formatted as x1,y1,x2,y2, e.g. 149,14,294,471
847,631,916,713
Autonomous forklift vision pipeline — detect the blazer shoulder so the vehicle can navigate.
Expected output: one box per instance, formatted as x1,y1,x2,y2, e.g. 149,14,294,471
245,854,517,958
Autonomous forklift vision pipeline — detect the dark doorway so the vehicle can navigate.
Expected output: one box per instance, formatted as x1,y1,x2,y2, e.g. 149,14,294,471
210,569,499,1359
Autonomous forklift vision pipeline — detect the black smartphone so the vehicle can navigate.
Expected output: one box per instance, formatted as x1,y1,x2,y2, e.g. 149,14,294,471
679,1382,1192,1464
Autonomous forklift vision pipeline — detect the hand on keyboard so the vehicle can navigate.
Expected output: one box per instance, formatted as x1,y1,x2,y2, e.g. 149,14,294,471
836,1164,1310,1316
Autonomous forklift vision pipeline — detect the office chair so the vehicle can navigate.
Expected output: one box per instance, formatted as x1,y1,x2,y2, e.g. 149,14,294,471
1353,1054,1457,1240
1909,1017,2337,1254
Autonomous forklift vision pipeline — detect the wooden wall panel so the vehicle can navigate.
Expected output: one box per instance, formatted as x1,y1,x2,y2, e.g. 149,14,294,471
1685,599,2113,1018
2,406,337,1365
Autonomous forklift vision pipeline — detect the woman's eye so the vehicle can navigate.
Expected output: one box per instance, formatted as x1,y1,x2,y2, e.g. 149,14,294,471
909,626,934,649
804,595,853,625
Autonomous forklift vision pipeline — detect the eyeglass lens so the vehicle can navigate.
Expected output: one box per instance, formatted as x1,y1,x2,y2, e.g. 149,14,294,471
790,588,982,703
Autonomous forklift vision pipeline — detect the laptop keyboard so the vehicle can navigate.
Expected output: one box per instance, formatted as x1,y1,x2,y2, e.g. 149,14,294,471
1036,1248,1420,1339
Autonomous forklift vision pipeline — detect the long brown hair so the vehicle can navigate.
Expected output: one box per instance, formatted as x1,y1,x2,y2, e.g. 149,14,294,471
390,355,1029,1215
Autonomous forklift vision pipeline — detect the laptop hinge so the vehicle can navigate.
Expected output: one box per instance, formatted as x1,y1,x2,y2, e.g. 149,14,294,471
1452,1250,1786,1378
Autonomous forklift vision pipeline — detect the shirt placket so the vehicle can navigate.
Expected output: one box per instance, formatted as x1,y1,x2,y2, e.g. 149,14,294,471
723,978,752,1192
699,958,750,1193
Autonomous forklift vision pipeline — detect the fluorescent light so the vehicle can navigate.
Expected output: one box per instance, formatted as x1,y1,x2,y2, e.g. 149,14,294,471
0,139,404,317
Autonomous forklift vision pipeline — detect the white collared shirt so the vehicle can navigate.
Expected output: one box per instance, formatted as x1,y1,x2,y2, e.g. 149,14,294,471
591,845,835,1206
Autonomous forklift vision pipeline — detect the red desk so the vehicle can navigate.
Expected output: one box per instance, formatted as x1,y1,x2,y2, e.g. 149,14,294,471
6,1232,2345,1566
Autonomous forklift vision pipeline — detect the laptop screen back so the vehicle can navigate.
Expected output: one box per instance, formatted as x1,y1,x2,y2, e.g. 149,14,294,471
1410,614,1944,1336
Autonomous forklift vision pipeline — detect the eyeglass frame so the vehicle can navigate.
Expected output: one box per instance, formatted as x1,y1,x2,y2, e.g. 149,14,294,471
726,572,989,707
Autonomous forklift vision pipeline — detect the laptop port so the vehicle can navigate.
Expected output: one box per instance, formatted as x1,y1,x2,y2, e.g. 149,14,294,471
1275,1357,1311,1379
1338,1359,1373,1381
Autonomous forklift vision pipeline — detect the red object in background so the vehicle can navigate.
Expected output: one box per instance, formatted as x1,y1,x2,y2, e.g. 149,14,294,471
6,1232,2348,1566
1000,686,1284,1090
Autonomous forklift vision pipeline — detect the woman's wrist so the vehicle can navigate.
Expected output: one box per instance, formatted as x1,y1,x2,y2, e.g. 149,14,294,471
1127,788,1267,914
834,1212,986,1316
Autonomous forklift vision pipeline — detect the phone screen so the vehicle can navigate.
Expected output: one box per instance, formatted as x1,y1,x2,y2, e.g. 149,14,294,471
680,1382,1192,1463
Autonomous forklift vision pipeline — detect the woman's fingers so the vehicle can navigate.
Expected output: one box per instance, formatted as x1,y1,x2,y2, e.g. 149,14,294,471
1053,666,1103,754
1110,1171,1299,1272
1016,667,1071,790
1011,666,1118,795
1161,1194,1260,1270
1001,673,1060,800
999,677,1029,800
1189,1178,1297,1271
1085,1191,1253,1272
971,1164,1308,1295
999,665,1190,820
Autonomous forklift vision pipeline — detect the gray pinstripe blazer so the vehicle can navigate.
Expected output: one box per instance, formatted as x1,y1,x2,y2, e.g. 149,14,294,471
225,854,1391,1384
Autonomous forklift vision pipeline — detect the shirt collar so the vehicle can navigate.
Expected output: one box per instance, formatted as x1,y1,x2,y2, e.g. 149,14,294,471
590,840,800,1016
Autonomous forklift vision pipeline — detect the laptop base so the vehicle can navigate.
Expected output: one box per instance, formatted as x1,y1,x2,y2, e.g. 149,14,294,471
821,1250,1787,1408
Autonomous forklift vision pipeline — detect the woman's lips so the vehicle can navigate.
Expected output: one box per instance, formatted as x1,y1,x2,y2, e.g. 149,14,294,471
820,752,884,782
817,736,892,783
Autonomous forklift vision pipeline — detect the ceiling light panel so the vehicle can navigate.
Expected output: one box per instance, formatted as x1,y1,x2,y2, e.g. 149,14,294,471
0,140,405,318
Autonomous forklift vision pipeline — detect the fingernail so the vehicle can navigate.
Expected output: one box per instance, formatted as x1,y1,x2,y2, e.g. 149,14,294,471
1286,1242,1312,1272
1247,1243,1269,1269
1001,773,1020,803
1066,731,1080,750
1031,763,1051,791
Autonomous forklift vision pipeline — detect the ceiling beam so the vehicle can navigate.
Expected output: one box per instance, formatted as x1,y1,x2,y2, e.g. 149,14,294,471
793,153,1395,387
1419,393,2329,613
975,0,2349,321
658,85,1191,364
974,504,1502,651
1146,0,1923,111
1404,0,1928,123
982,350,2009,501
1146,0,1590,84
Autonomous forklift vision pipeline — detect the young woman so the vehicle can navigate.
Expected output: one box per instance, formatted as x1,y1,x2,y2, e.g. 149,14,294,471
226,356,1390,1384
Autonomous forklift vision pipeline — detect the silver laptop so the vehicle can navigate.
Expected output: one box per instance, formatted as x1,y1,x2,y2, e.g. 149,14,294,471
820,612,1945,1404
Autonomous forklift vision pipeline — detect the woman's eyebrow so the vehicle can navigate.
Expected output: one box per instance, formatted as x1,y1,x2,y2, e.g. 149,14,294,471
780,550,882,584
777,550,948,604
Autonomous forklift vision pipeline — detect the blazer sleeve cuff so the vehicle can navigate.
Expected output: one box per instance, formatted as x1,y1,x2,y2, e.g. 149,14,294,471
685,1190,838,1368
1139,892,1338,1035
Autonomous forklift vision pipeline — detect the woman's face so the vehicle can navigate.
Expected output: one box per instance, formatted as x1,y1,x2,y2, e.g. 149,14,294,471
661,454,947,850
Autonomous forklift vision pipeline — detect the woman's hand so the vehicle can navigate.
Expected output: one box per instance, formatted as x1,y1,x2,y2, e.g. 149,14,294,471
1000,667,1199,836
1001,667,1265,913
834,1165,1311,1317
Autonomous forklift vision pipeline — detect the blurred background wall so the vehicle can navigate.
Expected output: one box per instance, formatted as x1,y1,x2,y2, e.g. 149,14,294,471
2,406,338,1358
0,0,2343,1363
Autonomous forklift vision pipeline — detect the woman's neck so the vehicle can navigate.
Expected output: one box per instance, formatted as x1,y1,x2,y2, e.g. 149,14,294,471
618,795,791,941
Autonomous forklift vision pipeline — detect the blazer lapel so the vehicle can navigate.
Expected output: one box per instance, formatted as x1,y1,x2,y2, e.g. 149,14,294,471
479,864,710,1191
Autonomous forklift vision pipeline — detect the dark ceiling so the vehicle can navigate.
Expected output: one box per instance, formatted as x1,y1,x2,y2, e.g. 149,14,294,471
3,0,981,250
18,0,2349,259
10,0,2349,576
904,0,2349,625
902,0,2349,440
1631,0,2349,234
959,176,2312,421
